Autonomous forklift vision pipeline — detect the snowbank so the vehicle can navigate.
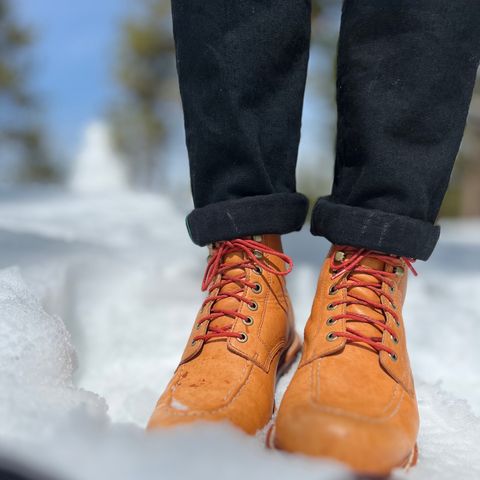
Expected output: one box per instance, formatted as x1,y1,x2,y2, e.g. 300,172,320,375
0,188,479,479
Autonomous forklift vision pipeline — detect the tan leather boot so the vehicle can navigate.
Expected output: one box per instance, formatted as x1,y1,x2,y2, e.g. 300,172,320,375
147,235,301,434
271,246,419,476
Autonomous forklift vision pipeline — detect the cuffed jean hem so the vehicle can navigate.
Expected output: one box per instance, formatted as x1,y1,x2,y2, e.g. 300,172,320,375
311,196,440,260
186,192,309,246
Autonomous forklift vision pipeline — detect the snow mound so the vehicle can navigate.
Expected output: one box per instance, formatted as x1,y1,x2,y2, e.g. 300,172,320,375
0,269,348,480
0,189,479,479
70,121,128,193
412,383,480,479
0,268,106,445
0,267,74,386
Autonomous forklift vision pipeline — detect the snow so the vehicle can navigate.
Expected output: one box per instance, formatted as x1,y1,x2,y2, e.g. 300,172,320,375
0,186,479,479
69,122,129,193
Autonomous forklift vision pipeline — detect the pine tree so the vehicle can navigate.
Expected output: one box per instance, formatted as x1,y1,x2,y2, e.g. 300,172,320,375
111,0,338,190
111,0,176,189
0,0,56,182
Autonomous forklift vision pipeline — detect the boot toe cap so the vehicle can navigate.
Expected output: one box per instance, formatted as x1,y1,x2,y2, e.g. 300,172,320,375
274,402,417,475
147,404,223,430
147,394,267,435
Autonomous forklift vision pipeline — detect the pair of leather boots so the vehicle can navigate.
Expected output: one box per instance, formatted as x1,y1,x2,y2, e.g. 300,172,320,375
147,235,419,476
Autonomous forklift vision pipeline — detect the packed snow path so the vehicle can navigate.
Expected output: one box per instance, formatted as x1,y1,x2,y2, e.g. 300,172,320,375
0,187,479,479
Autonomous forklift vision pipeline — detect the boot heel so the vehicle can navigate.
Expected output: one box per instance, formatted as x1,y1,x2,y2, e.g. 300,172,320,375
276,333,302,379
401,443,419,470
265,424,276,449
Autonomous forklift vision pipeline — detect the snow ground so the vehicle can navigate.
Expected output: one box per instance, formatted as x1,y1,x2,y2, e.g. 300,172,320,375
0,187,479,479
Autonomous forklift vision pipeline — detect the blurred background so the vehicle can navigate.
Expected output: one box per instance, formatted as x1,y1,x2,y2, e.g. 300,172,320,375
0,0,336,204
2,0,476,214
1,1,480,480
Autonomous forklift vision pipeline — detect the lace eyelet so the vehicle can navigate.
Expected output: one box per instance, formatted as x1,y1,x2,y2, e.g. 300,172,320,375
237,332,248,343
191,339,197,346
395,319,401,327
243,316,254,326
252,282,262,294
394,266,404,276
327,303,336,311
254,266,263,275
334,251,345,262
391,335,399,344
390,285,395,293
328,285,337,295
248,301,258,311
326,317,336,326
254,250,263,259
326,332,337,342
195,323,201,330
389,352,398,362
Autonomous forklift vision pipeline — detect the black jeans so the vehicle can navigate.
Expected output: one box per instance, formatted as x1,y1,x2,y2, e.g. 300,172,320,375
172,0,480,260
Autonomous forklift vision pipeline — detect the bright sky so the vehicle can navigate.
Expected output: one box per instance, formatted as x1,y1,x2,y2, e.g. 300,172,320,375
13,0,335,182
16,0,131,159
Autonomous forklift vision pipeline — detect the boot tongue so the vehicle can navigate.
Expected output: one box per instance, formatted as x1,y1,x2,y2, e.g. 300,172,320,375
208,249,248,332
206,236,284,335
344,256,387,344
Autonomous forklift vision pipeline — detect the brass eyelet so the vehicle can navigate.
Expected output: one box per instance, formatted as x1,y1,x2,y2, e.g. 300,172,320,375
237,332,248,343
254,266,263,275
328,285,337,296
243,316,254,326
326,332,337,342
326,317,337,326
254,250,263,259
248,301,258,311
394,266,404,276
327,303,336,311
391,335,399,344
389,352,398,362
252,282,262,294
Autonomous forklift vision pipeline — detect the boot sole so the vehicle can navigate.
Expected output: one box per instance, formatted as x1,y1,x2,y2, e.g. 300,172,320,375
266,425,418,476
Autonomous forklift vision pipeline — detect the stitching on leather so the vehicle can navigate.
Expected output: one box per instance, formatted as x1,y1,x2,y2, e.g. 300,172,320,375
169,355,247,410
301,264,347,366
307,388,407,424
258,267,288,370
380,285,412,393
314,357,400,416
164,360,257,417
230,258,289,372
181,285,221,363
312,358,405,422
301,251,347,366
256,267,271,342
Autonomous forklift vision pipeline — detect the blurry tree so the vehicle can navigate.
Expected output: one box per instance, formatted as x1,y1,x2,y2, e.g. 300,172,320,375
296,0,341,204
447,73,480,217
111,0,341,194
310,0,478,220
110,0,176,189
0,0,57,182
312,0,341,103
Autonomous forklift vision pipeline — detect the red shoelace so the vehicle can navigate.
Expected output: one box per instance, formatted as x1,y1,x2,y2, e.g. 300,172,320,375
193,238,293,343
328,246,417,357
